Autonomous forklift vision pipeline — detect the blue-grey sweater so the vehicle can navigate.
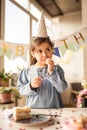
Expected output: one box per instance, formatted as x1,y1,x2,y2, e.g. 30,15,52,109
17,65,67,109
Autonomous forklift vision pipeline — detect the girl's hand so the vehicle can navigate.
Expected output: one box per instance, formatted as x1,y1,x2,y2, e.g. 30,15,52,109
30,77,42,88
46,58,54,74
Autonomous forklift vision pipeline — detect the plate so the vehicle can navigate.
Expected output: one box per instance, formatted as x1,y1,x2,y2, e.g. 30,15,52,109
8,114,51,126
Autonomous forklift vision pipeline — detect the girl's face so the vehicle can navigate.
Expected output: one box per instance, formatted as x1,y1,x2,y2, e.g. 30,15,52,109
32,42,53,67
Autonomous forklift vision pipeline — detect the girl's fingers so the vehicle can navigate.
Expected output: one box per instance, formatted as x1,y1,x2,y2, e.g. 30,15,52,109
46,58,54,65
31,77,42,88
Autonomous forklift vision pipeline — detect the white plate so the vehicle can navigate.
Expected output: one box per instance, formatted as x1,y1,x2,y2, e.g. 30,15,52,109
8,114,51,126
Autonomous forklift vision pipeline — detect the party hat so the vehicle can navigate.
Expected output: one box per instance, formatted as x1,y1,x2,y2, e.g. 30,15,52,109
33,11,48,38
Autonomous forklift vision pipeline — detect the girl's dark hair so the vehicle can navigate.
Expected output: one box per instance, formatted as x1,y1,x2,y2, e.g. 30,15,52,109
29,37,54,65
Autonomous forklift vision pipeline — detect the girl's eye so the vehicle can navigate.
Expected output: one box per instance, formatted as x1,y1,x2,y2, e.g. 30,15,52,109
38,50,42,53
46,48,51,51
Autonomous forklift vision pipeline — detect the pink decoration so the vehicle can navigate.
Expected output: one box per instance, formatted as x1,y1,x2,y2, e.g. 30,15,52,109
77,89,87,107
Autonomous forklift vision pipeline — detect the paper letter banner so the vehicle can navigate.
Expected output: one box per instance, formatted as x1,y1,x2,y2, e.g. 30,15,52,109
0,40,29,61
53,27,87,57
0,27,87,61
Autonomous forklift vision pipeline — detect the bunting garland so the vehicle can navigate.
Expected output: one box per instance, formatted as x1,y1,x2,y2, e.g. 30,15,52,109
0,27,87,60
53,27,87,57
0,40,29,60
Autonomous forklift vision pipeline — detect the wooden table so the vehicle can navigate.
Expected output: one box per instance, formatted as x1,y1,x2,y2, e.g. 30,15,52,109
0,108,87,130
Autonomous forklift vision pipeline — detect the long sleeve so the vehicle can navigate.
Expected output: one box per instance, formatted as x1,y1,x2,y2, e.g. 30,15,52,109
17,68,37,96
45,65,67,93
17,65,67,108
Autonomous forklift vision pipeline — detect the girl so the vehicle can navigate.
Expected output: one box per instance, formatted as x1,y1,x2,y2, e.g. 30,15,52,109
17,37,67,108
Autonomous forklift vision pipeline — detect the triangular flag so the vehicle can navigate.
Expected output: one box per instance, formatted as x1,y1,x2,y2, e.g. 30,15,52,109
5,49,12,59
53,47,60,57
83,37,87,44
67,42,77,51
59,45,67,57
0,48,4,56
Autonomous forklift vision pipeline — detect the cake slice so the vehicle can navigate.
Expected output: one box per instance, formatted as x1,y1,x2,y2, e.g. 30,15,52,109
13,106,31,121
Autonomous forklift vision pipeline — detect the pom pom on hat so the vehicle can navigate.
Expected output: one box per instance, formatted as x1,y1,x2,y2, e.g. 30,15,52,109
33,11,48,38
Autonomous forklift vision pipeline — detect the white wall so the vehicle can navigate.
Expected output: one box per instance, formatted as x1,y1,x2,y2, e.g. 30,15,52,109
60,48,84,105
51,11,83,105
51,11,82,40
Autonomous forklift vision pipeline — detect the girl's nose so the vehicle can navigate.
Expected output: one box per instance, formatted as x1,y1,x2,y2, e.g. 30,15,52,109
42,51,46,56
